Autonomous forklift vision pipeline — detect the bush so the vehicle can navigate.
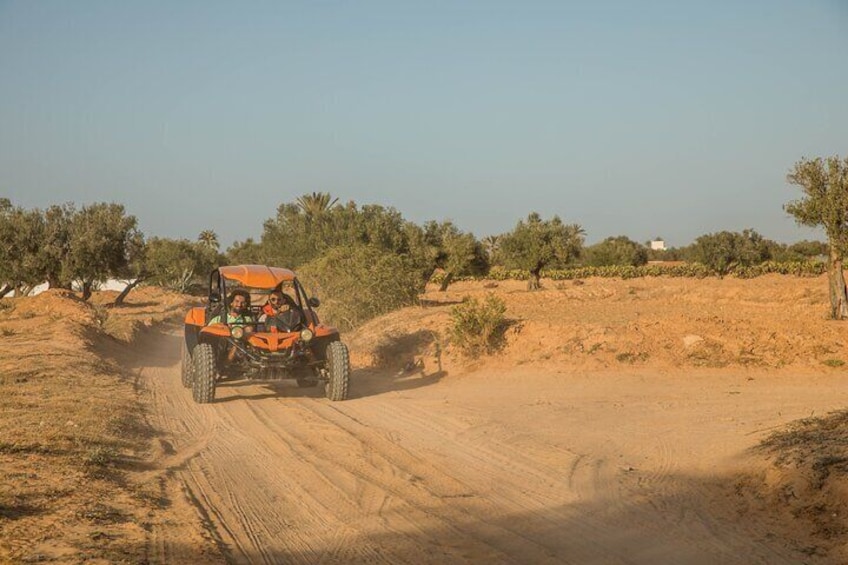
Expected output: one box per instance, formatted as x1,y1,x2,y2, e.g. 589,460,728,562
298,244,424,331
449,294,507,357
583,236,648,267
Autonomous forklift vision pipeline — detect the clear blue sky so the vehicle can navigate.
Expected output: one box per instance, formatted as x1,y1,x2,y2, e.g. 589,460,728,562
2,1,846,249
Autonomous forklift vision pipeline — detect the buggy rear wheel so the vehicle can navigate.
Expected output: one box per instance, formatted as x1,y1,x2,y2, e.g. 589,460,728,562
192,343,217,404
324,341,350,401
180,340,193,388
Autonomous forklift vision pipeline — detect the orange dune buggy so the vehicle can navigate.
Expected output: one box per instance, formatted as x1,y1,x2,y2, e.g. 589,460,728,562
182,265,350,404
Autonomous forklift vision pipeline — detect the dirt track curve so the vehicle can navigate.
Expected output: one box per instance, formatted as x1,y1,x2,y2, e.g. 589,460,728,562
128,327,845,564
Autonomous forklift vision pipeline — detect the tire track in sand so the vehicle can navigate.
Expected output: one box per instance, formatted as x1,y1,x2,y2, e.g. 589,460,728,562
136,328,808,564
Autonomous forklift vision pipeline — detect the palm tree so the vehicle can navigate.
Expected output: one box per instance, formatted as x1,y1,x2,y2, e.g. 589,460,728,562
482,235,500,260
198,230,219,251
296,192,339,218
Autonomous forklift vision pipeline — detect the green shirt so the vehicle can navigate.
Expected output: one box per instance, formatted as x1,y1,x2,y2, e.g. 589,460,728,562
208,312,255,326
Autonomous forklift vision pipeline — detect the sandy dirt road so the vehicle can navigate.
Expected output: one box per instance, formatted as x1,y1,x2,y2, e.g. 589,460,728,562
133,328,846,564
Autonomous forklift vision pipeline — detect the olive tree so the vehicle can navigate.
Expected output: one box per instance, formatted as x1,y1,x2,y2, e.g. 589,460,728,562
38,203,75,289
583,235,648,267
423,221,488,291
498,212,585,290
64,203,141,300
688,229,770,277
226,237,267,265
785,155,848,319
112,231,148,306
0,200,44,296
145,237,216,293
786,240,827,261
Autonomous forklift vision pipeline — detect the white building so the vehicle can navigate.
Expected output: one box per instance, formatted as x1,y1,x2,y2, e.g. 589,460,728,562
650,239,666,251
8,279,129,297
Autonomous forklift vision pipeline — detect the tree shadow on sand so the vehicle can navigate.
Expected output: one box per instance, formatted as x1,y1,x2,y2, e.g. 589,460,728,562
0,496,45,521
91,468,842,565
348,328,448,399
102,301,161,309
418,297,465,307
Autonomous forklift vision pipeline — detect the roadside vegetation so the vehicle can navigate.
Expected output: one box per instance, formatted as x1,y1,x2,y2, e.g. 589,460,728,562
0,154,845,328
448,294,508,357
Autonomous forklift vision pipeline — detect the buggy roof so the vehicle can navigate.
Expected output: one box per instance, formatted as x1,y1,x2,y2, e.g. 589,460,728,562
219,265,296,289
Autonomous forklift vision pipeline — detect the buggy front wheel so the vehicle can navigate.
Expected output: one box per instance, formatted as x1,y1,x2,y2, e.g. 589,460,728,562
192,343,217,404
324,341,350,401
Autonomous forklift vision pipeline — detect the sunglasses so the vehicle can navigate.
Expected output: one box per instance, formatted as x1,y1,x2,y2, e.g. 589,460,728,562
269,297,282,303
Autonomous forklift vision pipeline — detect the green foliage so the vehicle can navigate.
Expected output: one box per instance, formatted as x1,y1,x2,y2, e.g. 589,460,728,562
688,229,771,277
497,212,585,289
0,202,46,294
259,198,426,271
786,240,828,260
64,203,141,299
785,156,848,249
423,221,488,290
297,244,425,331
144,237,216,292
449,294,507,357
0,200,142,299
226,238,267,265
403,221,441,282
646,246,685,262
38,203,75,289
583,236,648,267
785,155,848,318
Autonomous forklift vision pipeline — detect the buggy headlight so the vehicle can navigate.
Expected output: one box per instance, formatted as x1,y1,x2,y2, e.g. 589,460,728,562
300,328,314,342
231,326,245,339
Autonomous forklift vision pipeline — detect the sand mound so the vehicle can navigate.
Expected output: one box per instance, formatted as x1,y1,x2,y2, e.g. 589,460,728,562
347,274,847,375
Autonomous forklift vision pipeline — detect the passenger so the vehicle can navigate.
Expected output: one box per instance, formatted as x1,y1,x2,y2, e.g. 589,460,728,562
209,289,256,334
260,290,287,320
260,290,303,332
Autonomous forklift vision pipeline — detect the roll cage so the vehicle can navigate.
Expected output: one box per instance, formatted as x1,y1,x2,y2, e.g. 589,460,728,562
205,267,318,327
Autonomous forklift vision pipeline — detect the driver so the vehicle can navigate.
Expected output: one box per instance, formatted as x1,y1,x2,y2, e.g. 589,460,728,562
209,289,256,334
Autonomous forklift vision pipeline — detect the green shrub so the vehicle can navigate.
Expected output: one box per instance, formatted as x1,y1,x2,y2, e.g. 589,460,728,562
298,244,425,331
449,294,507,357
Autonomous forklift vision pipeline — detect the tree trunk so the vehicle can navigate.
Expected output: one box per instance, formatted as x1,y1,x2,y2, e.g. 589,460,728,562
114,278,144,306
828,248,848,319
421,266,438,286
527,268,542,291
439,272,454,292
0,284,12,298
81,281,93,301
